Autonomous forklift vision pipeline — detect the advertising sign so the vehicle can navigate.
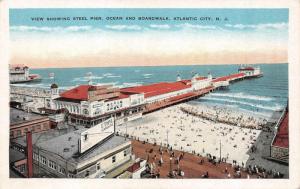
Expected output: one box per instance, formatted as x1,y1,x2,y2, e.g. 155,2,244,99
79,117,114,153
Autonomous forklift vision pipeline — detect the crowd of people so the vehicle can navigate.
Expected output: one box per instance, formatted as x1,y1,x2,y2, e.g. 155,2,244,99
180,104,269,130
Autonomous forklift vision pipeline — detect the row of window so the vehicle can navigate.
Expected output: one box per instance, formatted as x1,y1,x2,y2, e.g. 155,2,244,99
106,100,123,112
55,103,80,114
33,149,130,178
33,153,66,175
10,123,48,138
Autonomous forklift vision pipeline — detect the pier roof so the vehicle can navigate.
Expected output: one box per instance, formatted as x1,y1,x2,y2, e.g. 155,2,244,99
272,111,289,148
212,73,245,82
239,67,255,71
121,81,191,98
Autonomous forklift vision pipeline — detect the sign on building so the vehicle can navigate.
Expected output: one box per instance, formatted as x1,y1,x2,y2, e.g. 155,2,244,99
79,117,115,153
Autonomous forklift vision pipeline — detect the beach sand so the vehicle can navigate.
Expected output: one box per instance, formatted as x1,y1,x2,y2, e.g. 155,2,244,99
117,103,264,163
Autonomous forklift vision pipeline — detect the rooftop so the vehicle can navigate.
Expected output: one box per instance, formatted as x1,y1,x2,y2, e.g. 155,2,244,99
121,81,192,98
212,73,245,82
239,67,255,71
9,147,26,163
272,111,289,148
11,126,79,147
36,133,129,162
59,85,131,102
10,108,48,126
60,85,91,101
10,64,28,69
12,124,130,163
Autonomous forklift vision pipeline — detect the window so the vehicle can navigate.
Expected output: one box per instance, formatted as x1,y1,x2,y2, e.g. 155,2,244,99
58,165,65,174
16,130,21,137
43,123,48,130
68,173,75,178
124,150,127,157
96,163,100,170
10,131,14,137
19,164,25,173
24,128,28,133
112,156,116,163
33,153,39,161
48,160,57,170
40,156,47,165
85,170,90,177
35,125,41,131
83,109,89,115
84,134,88,141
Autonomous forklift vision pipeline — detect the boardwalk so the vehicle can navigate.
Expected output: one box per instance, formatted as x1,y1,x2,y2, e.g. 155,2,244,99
132,140,260,178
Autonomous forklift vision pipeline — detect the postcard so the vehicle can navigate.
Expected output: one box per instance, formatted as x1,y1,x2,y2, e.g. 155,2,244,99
1,0,300,189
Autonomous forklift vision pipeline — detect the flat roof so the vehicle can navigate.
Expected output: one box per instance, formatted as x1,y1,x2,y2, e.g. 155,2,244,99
10,108,48,126
9,147,26,163
11,124,80,147
11,122,130,163
36,133,129,162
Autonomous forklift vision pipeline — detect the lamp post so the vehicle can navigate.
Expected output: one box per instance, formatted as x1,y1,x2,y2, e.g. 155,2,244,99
166,129,169,148
219,140,222,161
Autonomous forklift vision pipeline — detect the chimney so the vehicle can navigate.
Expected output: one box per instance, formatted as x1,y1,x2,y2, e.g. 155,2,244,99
26,131,33,178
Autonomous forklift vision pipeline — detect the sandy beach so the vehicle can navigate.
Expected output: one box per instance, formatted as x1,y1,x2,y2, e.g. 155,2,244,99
117,103,264,163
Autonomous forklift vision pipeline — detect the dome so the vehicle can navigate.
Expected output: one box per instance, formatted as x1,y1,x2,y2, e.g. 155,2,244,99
50,83,58,89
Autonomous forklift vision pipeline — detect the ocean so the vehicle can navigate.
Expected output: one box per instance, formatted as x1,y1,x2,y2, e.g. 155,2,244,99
13,63,288,119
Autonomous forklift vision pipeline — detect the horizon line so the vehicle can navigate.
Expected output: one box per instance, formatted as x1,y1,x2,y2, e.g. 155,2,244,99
27,62,288,69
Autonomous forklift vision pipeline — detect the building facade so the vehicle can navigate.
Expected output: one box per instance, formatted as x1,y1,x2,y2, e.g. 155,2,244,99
10,108,52,139
51,85,145,127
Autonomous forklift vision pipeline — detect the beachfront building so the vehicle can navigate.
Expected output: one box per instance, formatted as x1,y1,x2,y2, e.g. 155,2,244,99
9,64,29,83
51,84,145,127
9,64,41,84
121,74,214,113
10,108,52,139
10,83,60,114
238,65,263,78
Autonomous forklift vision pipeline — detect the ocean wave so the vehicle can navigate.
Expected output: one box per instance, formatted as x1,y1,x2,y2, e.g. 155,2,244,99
199,97,284,111
199,101,273,118
72,76,103,82
95,82,118,86
103,73,113,77
210,92,274,101
106,75,121,78
71,77,88,82
143,73,153,76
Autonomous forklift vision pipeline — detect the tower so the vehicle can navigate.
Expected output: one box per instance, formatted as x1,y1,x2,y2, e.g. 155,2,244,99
50,83,59,97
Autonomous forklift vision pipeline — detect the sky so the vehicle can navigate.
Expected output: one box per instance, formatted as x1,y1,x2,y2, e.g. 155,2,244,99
9,9,289,68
